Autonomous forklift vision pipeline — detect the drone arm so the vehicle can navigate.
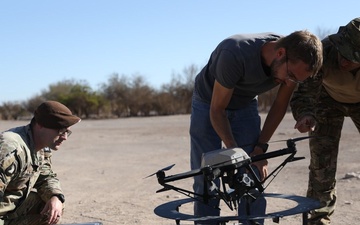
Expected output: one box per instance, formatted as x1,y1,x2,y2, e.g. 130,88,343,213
162,168,203,183
262,150,298,184
157,184,203,198
250,146,296,163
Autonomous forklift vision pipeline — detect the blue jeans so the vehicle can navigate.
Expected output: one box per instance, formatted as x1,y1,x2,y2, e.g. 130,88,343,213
190,93,266,225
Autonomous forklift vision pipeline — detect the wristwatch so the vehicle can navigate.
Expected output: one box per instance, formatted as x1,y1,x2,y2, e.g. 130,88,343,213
52,194,65,203
255,142,269,153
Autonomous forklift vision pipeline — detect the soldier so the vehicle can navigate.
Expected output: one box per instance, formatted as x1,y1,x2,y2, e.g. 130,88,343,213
291,18,360,225
0,101,81,225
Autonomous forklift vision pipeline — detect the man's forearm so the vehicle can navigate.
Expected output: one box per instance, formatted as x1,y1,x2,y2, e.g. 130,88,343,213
210,110,237,148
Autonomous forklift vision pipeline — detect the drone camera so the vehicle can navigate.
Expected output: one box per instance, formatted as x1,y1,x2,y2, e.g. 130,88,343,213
226,172,255,189
237,173,254,187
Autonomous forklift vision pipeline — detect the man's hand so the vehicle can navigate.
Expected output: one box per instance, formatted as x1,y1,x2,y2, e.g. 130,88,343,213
40,196,63,224
294,115,316,133
249,146,268,181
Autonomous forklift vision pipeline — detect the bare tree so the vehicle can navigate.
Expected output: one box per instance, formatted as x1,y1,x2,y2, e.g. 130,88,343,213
0,102,28,120
127,74,155,116
316,26,337,40
100,73,132,117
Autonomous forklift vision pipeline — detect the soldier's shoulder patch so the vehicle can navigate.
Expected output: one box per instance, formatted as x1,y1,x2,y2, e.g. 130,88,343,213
42,147,52,158
5,163,16,176
0,150,17,176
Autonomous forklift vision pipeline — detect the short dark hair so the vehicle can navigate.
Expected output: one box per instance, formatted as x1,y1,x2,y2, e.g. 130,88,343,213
276,30,323,76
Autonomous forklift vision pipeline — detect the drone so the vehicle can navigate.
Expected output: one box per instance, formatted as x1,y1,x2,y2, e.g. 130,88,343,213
147,136,321,225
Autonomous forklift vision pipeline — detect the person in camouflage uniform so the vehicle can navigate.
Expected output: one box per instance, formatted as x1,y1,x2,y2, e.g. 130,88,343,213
290,18,360,225
0,101,81,225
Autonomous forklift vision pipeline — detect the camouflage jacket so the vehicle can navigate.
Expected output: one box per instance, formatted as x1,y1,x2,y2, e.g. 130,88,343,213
290,68,323,121
290,38,360,120
0,125,63,217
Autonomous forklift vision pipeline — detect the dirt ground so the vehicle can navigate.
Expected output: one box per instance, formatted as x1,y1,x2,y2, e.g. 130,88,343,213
0,113,359,225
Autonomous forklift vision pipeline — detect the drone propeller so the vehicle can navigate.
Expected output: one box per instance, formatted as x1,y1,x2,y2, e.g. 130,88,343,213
269,135,320,144
144,164,176,179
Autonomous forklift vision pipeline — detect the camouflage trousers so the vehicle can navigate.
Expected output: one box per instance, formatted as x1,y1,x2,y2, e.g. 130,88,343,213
0,191,64,225
307,87,360,225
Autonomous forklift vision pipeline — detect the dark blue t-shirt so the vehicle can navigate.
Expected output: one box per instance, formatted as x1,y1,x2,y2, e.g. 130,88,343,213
195,32,281,109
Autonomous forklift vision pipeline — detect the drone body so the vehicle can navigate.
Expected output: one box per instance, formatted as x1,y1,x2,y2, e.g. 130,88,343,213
201,147,250,168
150,136,321,224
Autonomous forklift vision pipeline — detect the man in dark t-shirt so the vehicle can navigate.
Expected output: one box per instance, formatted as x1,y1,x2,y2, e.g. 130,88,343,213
190,30,323,225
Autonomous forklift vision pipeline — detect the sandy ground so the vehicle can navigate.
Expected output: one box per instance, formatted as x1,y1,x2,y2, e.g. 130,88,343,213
0,113,359,225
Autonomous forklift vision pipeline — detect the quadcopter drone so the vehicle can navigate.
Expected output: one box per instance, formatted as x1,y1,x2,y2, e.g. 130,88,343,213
148,136,321,225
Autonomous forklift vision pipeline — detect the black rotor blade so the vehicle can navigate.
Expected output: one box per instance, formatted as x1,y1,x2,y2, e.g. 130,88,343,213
144,164,176,179
269,135,321,144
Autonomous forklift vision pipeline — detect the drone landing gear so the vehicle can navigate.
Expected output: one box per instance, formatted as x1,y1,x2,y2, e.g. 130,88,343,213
154,193,320,225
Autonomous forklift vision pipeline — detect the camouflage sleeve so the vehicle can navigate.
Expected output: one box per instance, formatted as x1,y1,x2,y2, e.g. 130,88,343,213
290,73,323,121
0,134,19,213
34,148,63,202
0,150,18,202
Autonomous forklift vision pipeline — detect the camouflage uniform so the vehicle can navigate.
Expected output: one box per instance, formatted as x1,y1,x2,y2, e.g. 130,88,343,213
0,124,63,225
291,18,360,225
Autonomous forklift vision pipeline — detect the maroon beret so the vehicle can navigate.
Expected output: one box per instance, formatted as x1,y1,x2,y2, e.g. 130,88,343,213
34,101,81,129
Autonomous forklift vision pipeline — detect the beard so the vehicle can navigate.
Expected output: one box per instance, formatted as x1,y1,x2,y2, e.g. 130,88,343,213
269,56,287,84
270,56,286,78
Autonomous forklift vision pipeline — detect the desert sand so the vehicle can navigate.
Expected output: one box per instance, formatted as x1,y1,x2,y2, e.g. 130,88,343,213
0,113,359,225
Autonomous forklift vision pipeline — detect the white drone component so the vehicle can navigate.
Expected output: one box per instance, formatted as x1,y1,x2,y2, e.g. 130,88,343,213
201,147,251,168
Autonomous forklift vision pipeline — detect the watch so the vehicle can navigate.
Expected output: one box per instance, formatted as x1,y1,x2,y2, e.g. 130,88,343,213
53,194,65,203
255,142,269,153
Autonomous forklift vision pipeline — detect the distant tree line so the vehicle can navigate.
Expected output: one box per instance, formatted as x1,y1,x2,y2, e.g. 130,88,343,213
0,64,280,120
0,28,333,121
